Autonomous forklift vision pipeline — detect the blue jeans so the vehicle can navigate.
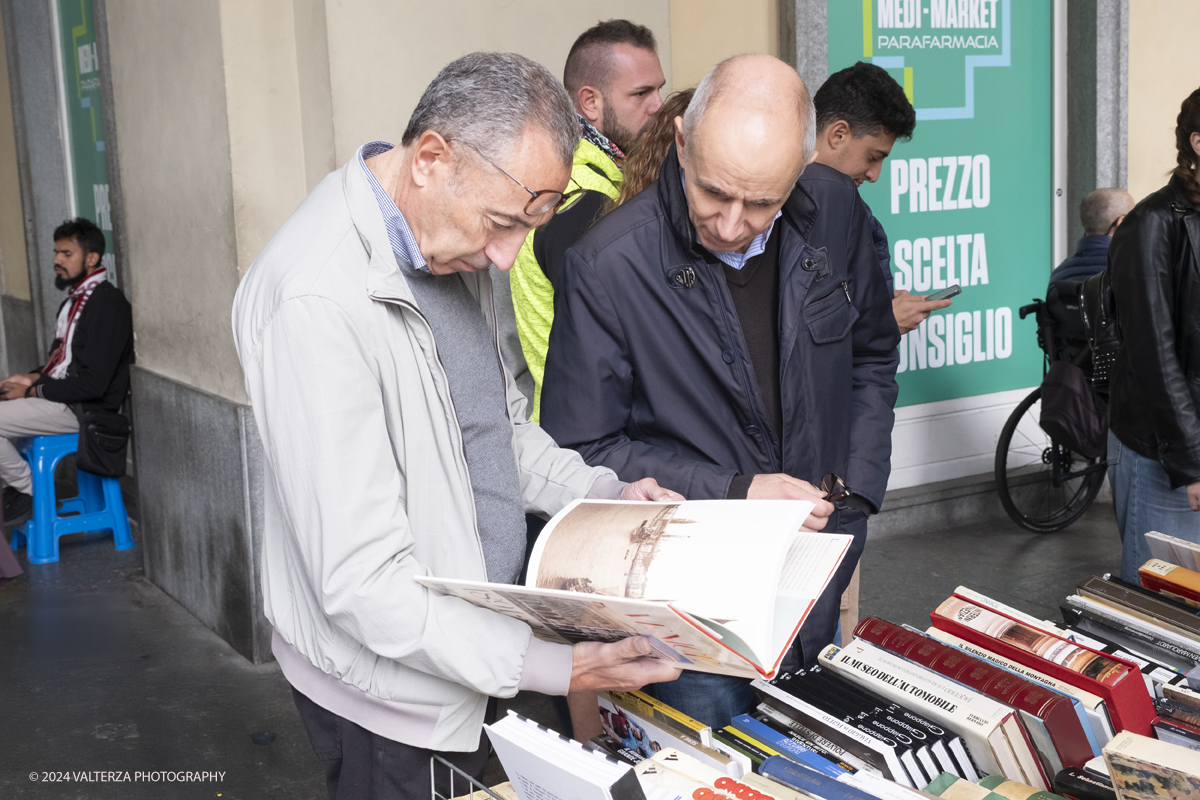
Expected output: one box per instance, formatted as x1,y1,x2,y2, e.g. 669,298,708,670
644,671,756,729
1109,430,1200,582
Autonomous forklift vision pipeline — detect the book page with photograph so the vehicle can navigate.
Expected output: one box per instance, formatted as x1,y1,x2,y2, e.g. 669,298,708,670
525,499,830,668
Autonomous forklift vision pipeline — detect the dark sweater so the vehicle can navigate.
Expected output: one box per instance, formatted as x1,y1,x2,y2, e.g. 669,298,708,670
1048,234,1112,286
34,281,134,413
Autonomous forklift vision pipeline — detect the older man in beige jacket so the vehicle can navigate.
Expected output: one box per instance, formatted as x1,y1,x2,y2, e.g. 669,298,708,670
233,53,681,799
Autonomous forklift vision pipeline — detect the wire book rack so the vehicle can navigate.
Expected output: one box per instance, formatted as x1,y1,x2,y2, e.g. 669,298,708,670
430,755,508,800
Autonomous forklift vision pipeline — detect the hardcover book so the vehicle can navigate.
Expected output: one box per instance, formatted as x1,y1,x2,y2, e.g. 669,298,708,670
1060,597,1200,673
856,616,1094,775
1075,577,1200,642
930,595,1155,736
418,499,850,679
819,640,1042,788
1138,561,1200,610
1054,767,1118,800
925,626,1112,749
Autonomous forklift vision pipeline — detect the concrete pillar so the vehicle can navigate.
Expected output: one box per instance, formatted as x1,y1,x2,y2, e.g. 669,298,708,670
0,0,71,363
779,0,827,92
1066,0,1128,247
0,7,34,378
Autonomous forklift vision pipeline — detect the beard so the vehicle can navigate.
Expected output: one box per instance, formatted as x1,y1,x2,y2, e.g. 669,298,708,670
600,102,637,154
55,271,87,291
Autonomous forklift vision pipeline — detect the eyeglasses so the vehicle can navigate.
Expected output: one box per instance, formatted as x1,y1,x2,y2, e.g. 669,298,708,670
820,473,874,515
456,139,585,216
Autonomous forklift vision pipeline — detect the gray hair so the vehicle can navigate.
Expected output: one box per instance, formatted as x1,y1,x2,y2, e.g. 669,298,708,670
682,56,817,166
1080,187,1135,235
402,52,578,168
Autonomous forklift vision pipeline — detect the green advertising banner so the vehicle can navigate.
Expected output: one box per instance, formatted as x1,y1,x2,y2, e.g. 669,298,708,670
827,0,1051,407
54,0,115,277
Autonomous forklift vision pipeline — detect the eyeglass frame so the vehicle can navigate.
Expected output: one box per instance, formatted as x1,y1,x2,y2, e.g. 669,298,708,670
453,138,585,217
820,472,874,515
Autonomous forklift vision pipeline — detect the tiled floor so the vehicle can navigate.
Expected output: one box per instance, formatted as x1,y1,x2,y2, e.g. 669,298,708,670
0,498,1124,799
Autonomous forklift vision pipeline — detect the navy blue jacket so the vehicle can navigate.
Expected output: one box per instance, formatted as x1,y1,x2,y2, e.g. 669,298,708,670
540,155,900,662
1048,234,1112,287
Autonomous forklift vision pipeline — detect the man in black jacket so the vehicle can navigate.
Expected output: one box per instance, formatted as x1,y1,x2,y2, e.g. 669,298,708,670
541,55,900,726
0,218,133,523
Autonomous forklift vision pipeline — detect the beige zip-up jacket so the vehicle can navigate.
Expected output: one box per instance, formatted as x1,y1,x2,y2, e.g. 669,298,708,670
232,151,615,751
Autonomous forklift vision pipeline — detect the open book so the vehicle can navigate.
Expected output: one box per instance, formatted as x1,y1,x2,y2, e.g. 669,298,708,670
416,499,852,679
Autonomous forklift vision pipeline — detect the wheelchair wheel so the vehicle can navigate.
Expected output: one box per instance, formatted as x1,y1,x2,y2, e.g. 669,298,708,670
995,387,1107,532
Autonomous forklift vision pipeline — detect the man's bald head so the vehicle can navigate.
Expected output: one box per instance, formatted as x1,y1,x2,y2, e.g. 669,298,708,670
1081,188,1135,235
674,55,816,255
682,54,816,170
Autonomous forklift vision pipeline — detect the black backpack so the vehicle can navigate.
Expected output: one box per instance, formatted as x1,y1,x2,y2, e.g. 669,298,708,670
1079,270,1120,395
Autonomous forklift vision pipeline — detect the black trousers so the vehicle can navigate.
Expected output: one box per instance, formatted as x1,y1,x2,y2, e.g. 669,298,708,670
292,689,495,800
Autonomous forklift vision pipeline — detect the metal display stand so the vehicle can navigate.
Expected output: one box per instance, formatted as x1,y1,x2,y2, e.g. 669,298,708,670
429,755,507,800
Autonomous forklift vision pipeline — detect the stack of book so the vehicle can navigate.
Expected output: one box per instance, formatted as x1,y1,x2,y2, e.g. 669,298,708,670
481,524,1200,800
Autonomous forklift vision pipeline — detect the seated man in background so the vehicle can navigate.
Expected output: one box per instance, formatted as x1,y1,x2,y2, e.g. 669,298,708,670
812,61,952,336
1048,187,1135,286
0,217,132,524
541,54,899,728
509,18,665,421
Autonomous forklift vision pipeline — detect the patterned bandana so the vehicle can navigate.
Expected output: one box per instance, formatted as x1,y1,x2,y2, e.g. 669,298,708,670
578,114,626,169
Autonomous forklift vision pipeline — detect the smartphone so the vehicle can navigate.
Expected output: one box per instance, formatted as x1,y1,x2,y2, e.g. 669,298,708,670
926,284,962,302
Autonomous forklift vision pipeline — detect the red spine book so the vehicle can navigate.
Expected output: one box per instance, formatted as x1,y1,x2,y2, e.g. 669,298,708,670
928,596,1155,736
854,616,1094,770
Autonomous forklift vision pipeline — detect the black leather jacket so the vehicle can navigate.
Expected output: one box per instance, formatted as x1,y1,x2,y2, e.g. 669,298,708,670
1108,175,1200,487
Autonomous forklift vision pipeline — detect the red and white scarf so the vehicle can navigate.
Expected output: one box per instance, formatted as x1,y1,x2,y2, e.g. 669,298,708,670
44,268,107,380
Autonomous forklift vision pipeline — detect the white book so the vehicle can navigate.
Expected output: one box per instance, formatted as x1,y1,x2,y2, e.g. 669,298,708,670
485,711,643,800
634,749,808,800
419,499,851,679
1146,531,1200,572
820,640,1046,790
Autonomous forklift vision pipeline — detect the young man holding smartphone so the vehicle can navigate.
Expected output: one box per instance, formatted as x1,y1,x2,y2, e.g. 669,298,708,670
812,62,955,336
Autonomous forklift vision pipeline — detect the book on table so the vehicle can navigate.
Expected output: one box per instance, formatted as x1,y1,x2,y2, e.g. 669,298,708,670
1075,575,1200,642
417,499,851,679
597,692,741,777
633,748,809,800
854,616,1096,776
929,591,1156,736
1144,532,1200,573
819,639,1050,790
924,626,1114,750
1102,731,1200,800
1138,560,1200,609
485,710,645,800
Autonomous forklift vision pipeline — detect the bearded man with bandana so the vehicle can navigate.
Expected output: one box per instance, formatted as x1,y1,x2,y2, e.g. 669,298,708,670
0,217,133,525
508,19,665,422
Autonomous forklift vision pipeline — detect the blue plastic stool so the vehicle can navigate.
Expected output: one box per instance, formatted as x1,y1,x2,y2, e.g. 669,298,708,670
9,433,133,564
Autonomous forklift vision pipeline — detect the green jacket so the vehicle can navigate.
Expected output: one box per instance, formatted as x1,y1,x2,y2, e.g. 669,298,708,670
510,137,621,422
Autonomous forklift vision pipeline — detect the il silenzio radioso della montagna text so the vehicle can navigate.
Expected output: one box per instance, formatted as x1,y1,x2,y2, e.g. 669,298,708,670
886,153,1009,374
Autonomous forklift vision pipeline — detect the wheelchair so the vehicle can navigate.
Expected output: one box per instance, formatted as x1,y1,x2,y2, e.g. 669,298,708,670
994,280,1108,532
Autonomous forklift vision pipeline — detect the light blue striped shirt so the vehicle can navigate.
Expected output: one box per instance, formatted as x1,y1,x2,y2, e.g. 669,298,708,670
681,166,782,270
358,141,429,273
